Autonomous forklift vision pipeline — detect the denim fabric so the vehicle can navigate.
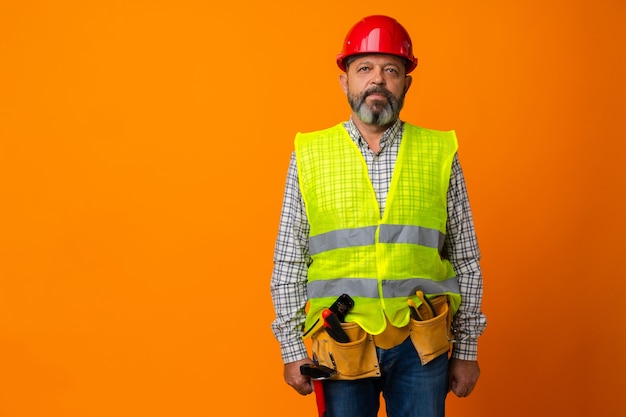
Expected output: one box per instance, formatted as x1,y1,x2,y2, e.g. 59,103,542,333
323,337,449,417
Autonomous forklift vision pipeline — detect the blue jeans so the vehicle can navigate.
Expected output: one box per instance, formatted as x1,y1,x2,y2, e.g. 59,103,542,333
323,337,449,417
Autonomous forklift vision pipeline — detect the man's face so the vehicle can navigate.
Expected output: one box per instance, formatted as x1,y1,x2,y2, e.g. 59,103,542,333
340,54,413,127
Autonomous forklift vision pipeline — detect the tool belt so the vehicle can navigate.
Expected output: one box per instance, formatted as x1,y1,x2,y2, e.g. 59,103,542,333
310,295,453,380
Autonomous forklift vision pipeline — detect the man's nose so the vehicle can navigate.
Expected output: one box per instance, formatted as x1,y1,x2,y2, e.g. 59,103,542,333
370,67,385,85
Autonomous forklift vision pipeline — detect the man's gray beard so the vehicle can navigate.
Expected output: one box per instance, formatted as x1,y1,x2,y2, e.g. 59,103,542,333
348,88,404,126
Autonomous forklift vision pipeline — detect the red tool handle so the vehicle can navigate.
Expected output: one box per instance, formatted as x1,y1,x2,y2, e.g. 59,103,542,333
321,309,350,343
313,380,326,417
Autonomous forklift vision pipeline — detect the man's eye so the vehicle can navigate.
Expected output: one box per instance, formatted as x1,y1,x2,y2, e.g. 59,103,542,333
386,68,398,74
358,67,370,72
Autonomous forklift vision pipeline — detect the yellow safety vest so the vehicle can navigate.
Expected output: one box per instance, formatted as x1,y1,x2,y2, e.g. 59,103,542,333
295,123,461,336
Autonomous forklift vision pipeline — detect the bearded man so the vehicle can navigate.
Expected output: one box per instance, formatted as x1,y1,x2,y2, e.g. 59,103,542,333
270,15,487,417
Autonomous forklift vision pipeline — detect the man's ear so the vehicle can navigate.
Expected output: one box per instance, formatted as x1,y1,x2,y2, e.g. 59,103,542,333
404,75,413,94
339,73,348,94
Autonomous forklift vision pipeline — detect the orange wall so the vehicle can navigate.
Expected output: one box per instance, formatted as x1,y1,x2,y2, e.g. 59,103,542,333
0,1,624,416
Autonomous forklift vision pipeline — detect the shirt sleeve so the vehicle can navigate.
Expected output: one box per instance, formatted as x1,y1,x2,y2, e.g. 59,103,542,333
444,154,487,361
270,151,312,364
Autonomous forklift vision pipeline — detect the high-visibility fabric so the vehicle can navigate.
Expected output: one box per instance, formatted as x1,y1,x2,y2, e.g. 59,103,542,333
296,123,461,336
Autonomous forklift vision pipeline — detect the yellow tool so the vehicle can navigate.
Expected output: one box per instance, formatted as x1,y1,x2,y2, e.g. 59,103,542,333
415,290,436,320
407,298,423,320
408,290,437,321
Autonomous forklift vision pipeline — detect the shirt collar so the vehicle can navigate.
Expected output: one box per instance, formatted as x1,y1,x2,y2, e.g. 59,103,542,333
345,117,403,150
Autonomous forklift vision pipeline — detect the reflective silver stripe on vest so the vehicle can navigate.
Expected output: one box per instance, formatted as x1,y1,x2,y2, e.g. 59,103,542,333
307,276,459,299
309,226,377,255
379,225,445,251
307,278,379,298
309,225,444,255
381,277,459,298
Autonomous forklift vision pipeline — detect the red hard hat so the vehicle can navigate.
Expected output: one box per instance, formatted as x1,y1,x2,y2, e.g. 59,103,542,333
336,15,418,74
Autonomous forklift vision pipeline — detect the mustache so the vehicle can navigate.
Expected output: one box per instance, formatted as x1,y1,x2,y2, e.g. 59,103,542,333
362,87,394,101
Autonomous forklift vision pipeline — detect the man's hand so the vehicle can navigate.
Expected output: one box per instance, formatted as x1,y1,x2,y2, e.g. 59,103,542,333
284,358,315,395
448,358,480,398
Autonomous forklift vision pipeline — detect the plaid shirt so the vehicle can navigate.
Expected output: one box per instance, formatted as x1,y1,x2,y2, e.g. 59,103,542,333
270,118,486,363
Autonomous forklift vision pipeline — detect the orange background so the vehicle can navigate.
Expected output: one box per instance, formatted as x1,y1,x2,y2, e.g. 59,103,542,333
1,1,624,416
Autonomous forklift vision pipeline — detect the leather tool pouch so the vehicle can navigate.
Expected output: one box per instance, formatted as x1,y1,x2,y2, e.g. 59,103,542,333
311,322,380,380
409,295,453,365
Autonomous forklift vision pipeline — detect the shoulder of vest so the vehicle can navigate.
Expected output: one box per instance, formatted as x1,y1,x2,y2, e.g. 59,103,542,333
404,123,456,139
296,123,345,138
403,123,459,150
295,123,346,145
